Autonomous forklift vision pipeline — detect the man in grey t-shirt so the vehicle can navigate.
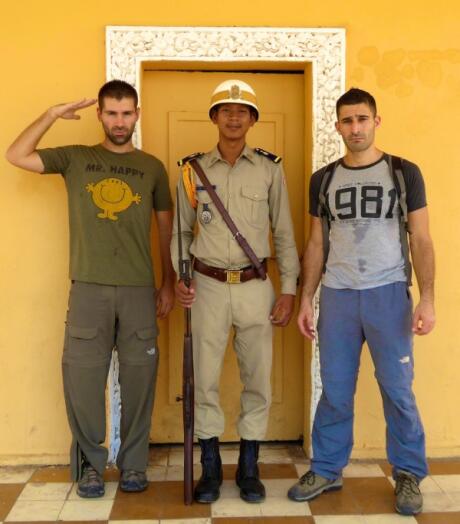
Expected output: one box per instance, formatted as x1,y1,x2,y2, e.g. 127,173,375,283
288,88,435,516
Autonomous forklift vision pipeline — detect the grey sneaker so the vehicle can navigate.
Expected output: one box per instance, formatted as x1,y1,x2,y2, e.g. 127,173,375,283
288,470,343,502
77,462,105,498
394,470,423,515
120,470,148,493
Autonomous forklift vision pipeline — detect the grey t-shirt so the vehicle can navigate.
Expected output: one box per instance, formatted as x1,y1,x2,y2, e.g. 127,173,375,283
309,154,426,289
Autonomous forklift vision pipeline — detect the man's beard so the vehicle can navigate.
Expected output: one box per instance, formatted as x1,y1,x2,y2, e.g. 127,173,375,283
344,133,373,153
104,125,135,146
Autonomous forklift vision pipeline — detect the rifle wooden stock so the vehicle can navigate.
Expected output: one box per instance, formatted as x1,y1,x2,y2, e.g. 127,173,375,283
183,305,194,505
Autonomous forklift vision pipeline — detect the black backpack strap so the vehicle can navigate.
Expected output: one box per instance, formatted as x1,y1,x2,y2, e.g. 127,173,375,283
390,155,412,285
318,160,339,273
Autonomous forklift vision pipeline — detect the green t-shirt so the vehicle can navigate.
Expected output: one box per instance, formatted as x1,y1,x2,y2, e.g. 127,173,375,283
37,144,172,286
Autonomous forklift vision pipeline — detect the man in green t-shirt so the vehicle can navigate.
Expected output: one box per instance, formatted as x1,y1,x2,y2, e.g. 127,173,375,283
6,80,175,498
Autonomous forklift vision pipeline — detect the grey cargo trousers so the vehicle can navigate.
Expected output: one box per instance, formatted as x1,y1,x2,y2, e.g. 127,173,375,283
62,281,159,480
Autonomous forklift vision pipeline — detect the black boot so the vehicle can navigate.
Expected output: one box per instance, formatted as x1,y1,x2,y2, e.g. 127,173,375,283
194,437,223,503
235,439,266,503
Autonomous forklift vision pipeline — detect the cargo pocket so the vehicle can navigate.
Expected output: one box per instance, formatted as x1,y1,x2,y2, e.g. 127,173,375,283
241,185,269,228
63,324,105,365
136,326,157,342
119,325,159,365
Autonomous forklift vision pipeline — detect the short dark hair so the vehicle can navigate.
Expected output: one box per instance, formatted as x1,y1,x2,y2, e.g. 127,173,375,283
336,88,377,118
98,80,138,109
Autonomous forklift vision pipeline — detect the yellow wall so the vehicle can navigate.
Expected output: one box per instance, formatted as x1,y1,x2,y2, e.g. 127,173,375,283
1,0,459,463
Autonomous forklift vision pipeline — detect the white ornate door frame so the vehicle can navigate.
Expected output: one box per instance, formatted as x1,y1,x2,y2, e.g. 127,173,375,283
105,25,345,458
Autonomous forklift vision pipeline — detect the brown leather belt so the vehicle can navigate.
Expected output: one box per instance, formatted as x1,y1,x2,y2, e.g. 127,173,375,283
193,258,267,284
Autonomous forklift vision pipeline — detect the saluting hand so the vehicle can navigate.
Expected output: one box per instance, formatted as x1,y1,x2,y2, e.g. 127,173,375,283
48,98,97,121
176,279,196,308
270,294,295,327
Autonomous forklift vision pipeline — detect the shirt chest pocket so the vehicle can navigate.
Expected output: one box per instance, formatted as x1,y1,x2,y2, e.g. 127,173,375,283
241,185,269,229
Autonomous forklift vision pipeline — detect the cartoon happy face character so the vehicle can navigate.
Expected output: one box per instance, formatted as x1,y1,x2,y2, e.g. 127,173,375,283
86,178,141,220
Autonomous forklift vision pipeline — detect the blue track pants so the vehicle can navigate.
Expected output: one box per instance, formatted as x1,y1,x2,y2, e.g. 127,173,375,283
311,282,428,481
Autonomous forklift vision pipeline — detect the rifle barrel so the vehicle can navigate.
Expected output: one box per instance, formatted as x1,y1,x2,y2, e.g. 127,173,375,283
177,185,195,505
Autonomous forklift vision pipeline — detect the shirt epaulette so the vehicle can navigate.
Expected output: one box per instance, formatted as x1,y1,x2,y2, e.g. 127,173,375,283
254,148,282,164
177,152,205,167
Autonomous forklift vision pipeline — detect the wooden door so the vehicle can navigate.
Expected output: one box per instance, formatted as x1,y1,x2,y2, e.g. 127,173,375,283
142,70,305,442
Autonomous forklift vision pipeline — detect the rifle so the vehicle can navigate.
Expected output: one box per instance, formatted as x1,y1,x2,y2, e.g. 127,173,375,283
176,187,195,505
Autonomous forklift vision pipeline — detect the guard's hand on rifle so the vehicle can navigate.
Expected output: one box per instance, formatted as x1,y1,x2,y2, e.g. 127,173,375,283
270,294,295,327
176,279,196,308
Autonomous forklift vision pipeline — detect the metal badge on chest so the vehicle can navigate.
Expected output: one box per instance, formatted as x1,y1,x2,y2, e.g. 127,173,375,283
201,203,213,224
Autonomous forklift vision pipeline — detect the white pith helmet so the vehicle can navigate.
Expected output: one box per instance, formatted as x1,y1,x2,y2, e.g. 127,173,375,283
209,79,259,121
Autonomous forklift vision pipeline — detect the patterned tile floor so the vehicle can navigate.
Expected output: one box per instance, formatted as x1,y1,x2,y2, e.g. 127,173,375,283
1,444,460,523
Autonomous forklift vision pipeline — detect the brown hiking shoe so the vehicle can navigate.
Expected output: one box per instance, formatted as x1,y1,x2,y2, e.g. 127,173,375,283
77,462,104,498
120,470,148,492
394,470,423,515
288,470,342,502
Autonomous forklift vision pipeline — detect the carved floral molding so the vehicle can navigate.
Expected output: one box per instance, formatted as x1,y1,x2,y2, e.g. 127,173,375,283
106,26,345,169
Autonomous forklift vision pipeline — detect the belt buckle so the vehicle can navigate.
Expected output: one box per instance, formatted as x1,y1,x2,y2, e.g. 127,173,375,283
226,269,242,284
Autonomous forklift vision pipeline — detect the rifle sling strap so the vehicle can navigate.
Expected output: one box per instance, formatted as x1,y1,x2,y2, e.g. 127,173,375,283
189,158,267,280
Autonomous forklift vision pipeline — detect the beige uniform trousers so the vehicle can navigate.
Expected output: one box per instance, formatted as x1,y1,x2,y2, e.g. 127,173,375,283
192,271,275,441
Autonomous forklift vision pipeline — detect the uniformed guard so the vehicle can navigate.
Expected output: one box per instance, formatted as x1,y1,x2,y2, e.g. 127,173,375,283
171,79,300,504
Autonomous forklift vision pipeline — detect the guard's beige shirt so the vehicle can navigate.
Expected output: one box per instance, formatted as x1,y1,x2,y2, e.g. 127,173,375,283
172,145,300,295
